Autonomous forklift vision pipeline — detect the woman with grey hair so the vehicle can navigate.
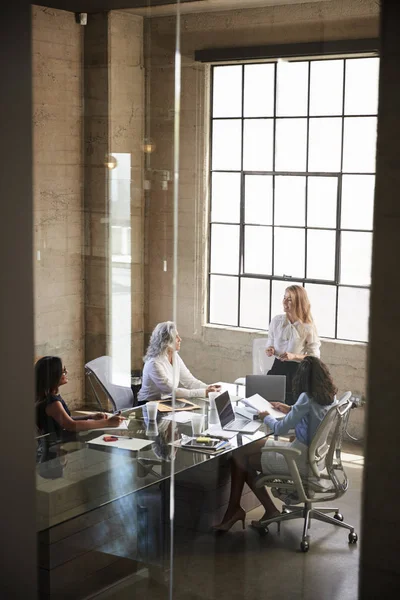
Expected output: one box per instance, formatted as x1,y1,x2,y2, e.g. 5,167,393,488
138,321,220,402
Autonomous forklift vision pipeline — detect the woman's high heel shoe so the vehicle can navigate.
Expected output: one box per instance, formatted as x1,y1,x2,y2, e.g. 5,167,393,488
213,508,246,532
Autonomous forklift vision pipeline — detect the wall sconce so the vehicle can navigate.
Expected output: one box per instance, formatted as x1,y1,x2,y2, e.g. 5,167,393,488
142,138,156,154
105,154,118,170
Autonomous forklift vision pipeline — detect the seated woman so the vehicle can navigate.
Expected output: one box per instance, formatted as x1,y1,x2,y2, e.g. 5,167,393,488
35,356,125,439
138,321,220,402
266,285,321,405
214,356,337,532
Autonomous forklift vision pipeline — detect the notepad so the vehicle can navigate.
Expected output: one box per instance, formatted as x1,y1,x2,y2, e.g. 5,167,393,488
87,435,154,451
242,394,286,420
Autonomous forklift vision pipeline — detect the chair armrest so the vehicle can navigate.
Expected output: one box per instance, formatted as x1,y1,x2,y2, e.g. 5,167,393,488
258,446,308,502
261,446,301,457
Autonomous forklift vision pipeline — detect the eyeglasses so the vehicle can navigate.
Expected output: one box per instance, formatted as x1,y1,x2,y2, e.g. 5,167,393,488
62,366,68,375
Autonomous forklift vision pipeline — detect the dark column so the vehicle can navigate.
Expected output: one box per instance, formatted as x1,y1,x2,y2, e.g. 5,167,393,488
360,0,400,596
0,0,37,597
84,13,111,377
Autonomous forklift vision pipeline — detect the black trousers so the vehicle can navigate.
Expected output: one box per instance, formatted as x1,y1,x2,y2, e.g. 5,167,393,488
267,358,300,406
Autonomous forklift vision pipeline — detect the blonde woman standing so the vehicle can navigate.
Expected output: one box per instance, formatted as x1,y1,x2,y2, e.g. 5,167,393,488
266,285,320,405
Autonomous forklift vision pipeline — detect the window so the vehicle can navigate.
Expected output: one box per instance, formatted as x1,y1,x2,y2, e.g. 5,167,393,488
208,56,379,342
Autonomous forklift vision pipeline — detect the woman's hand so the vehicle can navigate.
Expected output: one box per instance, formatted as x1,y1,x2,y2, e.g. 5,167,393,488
279,351,296,361
206,385,220,397
92,412,107,420
270,402,291,414
105,414,126,427
265,346,275,357
258,410,270,420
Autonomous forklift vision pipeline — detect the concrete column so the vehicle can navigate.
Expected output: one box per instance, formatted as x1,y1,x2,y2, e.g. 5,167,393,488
0,0,37,596
360,0,400,595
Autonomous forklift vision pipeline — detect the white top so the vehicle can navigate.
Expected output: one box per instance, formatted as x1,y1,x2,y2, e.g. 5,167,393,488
138,353,207,402
266,314,321,359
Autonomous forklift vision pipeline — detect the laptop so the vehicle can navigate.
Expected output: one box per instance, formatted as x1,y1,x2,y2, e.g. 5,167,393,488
215,391,260,433
245,375,286,402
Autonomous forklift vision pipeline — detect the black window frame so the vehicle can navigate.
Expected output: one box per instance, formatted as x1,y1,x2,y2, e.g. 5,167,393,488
207,52,379,343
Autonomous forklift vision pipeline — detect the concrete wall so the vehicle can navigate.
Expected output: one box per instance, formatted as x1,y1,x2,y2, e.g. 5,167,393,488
33,7,144,409
33,6,84,409
145,0,379,439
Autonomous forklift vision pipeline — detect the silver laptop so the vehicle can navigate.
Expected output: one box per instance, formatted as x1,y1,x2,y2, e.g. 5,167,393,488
245,375,286,402
215,391,260,433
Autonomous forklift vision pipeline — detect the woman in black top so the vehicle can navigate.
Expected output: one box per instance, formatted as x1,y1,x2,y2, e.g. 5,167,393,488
35,356,124,438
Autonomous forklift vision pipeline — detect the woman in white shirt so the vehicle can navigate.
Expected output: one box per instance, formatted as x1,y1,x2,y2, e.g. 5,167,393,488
266,285,320,405
138,321,220,402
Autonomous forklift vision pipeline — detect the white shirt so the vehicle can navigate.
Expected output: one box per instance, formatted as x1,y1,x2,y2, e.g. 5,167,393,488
137,353,207,402
267,314,321,359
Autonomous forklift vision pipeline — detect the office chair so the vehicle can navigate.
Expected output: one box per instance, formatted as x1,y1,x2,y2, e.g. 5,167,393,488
85,356,134,412
254,392,358,552
234,338,275,386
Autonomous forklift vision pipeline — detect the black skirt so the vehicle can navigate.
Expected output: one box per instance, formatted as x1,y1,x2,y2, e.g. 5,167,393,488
267,358,300,406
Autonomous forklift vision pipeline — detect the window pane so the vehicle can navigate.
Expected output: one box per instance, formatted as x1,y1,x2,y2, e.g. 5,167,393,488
213,65,242,118
309,59,344,116
337,286,370,342
240,278,270,329
271,279,302,319
210,224,239,274
345,57,380,115
275,176,306,226
243,119,273,171
340,231,372,286
209,275,238,326
212,119,242,171
274,228,305,278
275,119,307,171
308,118,342,172
307,229,336,280
341,175,375,230
244,226,272,275
211,172,241,223
305,283,337,338
245,175,273,225
244,64,274,117
342,117,377,173
307,176,338,228
276,61,308,116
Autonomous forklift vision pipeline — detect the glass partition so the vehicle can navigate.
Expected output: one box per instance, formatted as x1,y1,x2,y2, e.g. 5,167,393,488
32,2,378,599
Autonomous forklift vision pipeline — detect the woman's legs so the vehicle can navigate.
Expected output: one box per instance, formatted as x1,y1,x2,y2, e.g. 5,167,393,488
220,439,279,524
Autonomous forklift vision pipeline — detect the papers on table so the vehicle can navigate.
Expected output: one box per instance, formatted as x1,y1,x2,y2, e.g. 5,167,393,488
242,394,285,420
87,435,154,451
100,420,129,430
203,426,237,440
161,411,193,424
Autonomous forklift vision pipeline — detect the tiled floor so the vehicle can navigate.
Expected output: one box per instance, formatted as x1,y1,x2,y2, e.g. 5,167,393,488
94,446,363,600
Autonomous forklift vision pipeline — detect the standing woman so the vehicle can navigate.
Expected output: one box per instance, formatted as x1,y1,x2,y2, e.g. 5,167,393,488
266,285,320,405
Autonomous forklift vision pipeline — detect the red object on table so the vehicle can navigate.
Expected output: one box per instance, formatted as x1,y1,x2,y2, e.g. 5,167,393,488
103,435,119,442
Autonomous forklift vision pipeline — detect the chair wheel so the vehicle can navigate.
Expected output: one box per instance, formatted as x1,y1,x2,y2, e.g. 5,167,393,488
348,532,358,544
258,527,269,537
334,512,344,522
300,540,309,552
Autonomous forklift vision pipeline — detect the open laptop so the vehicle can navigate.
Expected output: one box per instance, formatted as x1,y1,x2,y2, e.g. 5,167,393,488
245,375,286,402
215,391,260,433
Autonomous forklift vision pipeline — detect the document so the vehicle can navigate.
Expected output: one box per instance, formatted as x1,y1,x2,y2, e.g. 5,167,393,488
203,426,237,439
162,411,193,424
242,394,285,420
87,435,154,451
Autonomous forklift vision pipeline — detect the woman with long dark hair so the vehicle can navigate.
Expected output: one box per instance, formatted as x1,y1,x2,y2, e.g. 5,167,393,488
213,356,337,532
35,356,124,438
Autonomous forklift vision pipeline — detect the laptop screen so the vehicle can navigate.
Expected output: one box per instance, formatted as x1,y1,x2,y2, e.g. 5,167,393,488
215,391,235,427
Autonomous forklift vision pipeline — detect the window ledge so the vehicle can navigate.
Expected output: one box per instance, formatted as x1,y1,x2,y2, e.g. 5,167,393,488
203,323,367,347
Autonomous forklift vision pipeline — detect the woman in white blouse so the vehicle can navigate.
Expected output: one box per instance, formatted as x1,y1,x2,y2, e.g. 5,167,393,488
138,321,220,402
266,285,320,405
